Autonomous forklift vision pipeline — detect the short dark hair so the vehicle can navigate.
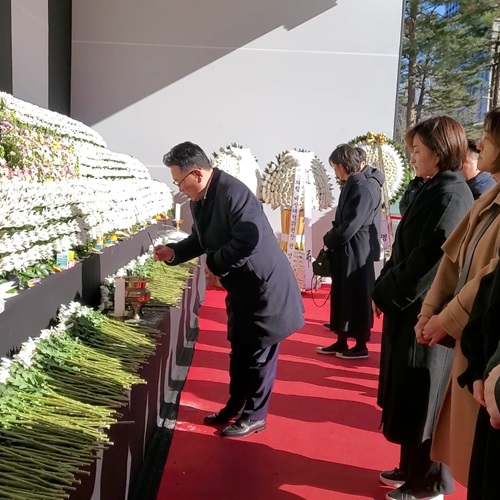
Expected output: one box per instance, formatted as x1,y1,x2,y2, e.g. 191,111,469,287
467,139,480,155
329,144,361,174
355,147,367,164
162,141,211,172
404,116,467,172
484,107,500,172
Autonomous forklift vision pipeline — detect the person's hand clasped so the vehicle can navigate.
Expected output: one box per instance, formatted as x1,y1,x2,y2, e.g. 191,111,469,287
414,315,430,344
485,365,500,429
372,301,381,319
154,245,174,263
473,379,486,407
421,315,448,347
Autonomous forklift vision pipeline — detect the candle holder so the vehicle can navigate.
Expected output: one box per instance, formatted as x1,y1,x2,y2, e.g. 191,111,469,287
123,277,152,323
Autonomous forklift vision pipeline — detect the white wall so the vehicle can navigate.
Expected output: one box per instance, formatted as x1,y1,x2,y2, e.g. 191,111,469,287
11,0,48,107
71,0,403,255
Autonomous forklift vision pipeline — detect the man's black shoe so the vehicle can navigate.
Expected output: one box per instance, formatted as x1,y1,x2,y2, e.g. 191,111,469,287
203,409,239,425
221,418,266,438
323,322,331,329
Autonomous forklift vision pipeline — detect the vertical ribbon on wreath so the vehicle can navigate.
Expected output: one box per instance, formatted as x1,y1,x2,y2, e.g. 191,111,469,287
286,160,305,265
303,180,314,290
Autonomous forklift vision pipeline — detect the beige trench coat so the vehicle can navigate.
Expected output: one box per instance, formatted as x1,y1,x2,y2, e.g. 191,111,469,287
420,183,500,486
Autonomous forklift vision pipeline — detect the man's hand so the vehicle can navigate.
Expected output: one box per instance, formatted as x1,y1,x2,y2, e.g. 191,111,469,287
485,364,500,429
421,315,448,347
415,315,430,344
473,379,486,407
154,245,174,263
372,301,381,319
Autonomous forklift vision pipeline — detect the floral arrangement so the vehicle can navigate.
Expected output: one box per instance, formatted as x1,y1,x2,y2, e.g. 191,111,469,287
211,143,261,195
0,180,170,277
0,117,78,182
0,91,106,147
0,302,159,499
348,132,411,203
0,93,173,292
259,149,333,210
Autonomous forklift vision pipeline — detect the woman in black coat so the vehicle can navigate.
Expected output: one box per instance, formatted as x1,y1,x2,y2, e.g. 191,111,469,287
372,117,474,500
459,258,500,499
317,144,376,359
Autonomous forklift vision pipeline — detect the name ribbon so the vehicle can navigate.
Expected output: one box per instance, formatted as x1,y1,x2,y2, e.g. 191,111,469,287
286,155,305,265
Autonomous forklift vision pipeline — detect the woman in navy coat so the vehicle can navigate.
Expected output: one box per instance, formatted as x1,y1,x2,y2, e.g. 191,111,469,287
155,141,304,438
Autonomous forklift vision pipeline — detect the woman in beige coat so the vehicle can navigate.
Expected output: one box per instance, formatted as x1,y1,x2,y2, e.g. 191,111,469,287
415,107,500,488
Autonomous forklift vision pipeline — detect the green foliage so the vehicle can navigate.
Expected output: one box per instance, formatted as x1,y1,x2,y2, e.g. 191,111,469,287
400,0,500,131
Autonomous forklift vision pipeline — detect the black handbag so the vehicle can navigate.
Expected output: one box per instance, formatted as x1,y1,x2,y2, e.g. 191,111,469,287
312,248,332,277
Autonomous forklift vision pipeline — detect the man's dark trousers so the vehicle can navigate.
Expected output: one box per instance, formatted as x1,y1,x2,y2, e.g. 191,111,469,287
227,342,280,421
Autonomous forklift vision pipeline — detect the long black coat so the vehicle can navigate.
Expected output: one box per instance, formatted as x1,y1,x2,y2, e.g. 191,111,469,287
372,170,473,446
167,168,305,351
324,172,376,337
363,166,385,262
459,260,500,500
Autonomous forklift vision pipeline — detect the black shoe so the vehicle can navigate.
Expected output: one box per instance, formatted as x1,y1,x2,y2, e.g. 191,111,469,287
379,468,407,487
323,322,331,329
386,486,443,500
204,408,239,425
221,418,266,438
336,345,369,359
316,341,348,354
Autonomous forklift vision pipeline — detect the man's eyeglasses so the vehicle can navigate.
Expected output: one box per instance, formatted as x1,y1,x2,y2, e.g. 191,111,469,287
173,170,196,187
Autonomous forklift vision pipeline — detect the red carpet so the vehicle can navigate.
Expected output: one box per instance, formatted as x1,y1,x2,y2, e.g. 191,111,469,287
158,287,467,499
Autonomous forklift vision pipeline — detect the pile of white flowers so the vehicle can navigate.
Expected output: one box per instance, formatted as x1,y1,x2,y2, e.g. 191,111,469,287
0,179,171,274
260,150,333,210
212,144,261,195
0,92,174,280
75,143,151,180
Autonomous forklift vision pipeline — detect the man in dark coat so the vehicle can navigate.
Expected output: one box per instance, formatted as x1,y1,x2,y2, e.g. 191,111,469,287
154,141,305,438
316,144,376,359
462,139,495,200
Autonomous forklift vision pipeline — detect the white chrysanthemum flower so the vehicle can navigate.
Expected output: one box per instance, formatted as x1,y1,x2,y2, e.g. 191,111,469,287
14,337,38,368
260,150,333,210
0,357,13,384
